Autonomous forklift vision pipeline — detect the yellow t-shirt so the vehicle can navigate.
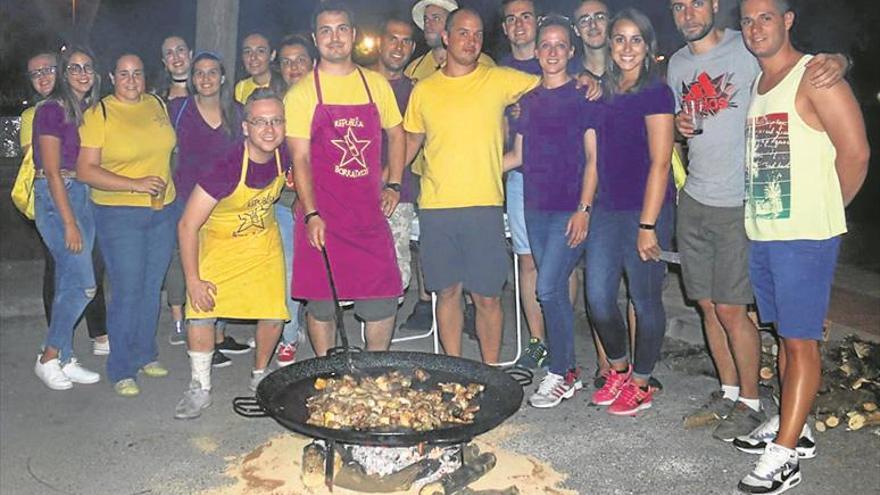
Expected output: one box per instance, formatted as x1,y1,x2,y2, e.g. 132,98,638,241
404,65,539,209
79,94,177,207
404,51,494,83
284,67,402,139
234,76,269,104
404,52,494,176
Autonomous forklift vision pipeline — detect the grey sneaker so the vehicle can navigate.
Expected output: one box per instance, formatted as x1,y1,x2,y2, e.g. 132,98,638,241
683,390,736,429
174,382,212,420
713,401,767,442
249,369,268,392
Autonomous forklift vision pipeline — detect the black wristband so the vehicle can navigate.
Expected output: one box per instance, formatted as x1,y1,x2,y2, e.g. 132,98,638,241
304,211,320,224
638,223,655,230
383,182,401,193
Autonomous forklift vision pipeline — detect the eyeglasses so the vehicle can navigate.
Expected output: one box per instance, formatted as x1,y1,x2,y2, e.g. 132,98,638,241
27,66,57,80
280,56,311,69
242,46,271,58
575,12,609,28
537,14,571,28
66,63,95,75
247,117,285,128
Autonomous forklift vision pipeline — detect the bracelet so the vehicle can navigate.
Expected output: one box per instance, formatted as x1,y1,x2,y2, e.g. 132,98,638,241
638,223,655,230
304,211,320,224
383,182,401,193
576,203,591,214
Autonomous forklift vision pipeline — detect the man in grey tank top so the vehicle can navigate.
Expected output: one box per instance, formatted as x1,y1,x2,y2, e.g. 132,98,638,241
666,0,848,444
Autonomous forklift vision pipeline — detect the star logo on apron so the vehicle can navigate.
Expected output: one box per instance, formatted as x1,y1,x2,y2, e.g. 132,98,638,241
234,204,270,237
331,127,371,178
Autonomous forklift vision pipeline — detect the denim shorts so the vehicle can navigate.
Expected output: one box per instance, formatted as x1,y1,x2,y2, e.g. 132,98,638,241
749,237,840,340
505,172,531,255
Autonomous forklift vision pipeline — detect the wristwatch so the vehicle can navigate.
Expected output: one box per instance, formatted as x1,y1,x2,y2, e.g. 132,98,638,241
576,203,592,214
384,182,401,193
638,223,656,230
304,211,320,224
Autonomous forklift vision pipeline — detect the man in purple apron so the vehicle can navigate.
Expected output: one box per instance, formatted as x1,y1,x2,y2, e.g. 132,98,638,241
284,1,405,356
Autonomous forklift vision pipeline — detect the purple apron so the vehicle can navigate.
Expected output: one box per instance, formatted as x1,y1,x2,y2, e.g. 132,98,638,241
292,68,402,300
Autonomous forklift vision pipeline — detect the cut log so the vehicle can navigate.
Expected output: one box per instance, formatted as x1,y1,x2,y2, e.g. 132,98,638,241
824,415,840,428
847,411,880,431
863,402,878,412
815,420,827,433
760,367,775,380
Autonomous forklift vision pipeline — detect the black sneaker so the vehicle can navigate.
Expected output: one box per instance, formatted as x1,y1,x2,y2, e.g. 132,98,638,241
212,351,231,368
216,336,251,355
400,300,433,332
463,303,477,340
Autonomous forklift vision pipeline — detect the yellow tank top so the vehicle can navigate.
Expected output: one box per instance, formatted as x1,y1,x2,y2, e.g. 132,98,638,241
744,55,846,241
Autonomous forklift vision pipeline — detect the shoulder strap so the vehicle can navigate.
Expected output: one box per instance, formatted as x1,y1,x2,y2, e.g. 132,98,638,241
173,97,190,129
149,92,168,113
99,99,107,120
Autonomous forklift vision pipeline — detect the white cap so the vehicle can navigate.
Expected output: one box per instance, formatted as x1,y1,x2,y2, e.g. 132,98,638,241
411,0,459,30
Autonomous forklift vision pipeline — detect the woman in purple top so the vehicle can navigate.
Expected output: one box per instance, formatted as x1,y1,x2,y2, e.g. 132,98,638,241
32,46,103,390
164,52,248,360
587,8,675,416
503,16,599,409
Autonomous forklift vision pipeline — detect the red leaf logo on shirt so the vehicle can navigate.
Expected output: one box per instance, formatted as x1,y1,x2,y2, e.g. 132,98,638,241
681,71,739,117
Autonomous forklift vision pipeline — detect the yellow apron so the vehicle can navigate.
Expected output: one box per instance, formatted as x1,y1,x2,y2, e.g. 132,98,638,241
186,146,289,321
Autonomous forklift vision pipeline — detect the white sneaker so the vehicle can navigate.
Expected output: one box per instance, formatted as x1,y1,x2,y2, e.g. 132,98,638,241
92,338,110,356
528,369,582,409
61,357,101,384
738,442,801,494
174,382,212,420
249,369,268,392
35,355,73,390
733,414,817,459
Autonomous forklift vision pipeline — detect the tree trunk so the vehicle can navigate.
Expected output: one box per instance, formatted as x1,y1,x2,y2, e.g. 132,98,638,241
195,0,239,75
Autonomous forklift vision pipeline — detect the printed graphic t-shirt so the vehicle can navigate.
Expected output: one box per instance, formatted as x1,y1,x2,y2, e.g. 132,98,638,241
79,94,177,207
404,65,540,209
667,29,760,207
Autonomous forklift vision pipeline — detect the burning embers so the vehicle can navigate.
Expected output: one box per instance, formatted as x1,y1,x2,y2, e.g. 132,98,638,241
301,441,500,493
306,369,485,431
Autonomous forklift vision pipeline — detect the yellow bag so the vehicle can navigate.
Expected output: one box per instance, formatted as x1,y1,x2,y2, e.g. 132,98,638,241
11,148,36,220
672,146,687,191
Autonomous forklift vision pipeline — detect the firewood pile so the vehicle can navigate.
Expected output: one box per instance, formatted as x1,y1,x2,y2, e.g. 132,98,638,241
761,336,880,434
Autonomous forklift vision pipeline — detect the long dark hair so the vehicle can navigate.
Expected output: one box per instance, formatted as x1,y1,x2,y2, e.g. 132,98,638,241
187,52,238,137
43,46,101,126
155,36,191,100
603,8,659,96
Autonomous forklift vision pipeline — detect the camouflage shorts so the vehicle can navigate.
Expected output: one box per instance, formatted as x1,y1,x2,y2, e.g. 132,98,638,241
387,202,415,289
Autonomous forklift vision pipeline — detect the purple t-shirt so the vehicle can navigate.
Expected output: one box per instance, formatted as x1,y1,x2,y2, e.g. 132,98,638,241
384,76,417,203
498,55,542,75
168,96,244,201
596,80,675,211
32,100,82,171
514,80,599,212
198,141,291,201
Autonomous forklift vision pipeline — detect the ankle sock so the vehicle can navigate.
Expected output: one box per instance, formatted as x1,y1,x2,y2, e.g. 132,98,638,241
188,351,213,390
721,384,740,402
739,397,761,412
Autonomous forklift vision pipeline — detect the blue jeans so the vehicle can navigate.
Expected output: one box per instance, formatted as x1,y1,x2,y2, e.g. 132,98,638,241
94,204,176,382
34,178,96,363
275,203,302,345
585,205,673,379
525,209,585,375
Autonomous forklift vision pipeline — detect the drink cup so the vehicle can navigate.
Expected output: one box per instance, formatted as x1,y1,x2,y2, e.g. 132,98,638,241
686,100,704,135
150,187,165,211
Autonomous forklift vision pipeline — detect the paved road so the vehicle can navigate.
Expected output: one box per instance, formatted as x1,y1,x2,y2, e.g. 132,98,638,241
2,260,878,494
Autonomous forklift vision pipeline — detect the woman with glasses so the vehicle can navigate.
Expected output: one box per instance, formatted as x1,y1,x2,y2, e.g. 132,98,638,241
76,54,177,397
272,34,316,367
165,52,247,369
31,47,103,390
503,16,599,408
586,8,675,416
175,89,289,419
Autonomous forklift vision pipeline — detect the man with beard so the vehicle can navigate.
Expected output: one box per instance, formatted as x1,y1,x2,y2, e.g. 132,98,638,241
734,1,867,492
372,17,418,298
403,8,539,364
285,1,405,356
667,0,848,443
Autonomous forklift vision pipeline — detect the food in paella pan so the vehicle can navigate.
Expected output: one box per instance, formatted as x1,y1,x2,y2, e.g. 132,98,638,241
306,369,485,431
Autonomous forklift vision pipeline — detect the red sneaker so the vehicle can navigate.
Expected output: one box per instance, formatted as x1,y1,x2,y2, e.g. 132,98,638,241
591,366,631,406
608,380,655,416
276,342,297,367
